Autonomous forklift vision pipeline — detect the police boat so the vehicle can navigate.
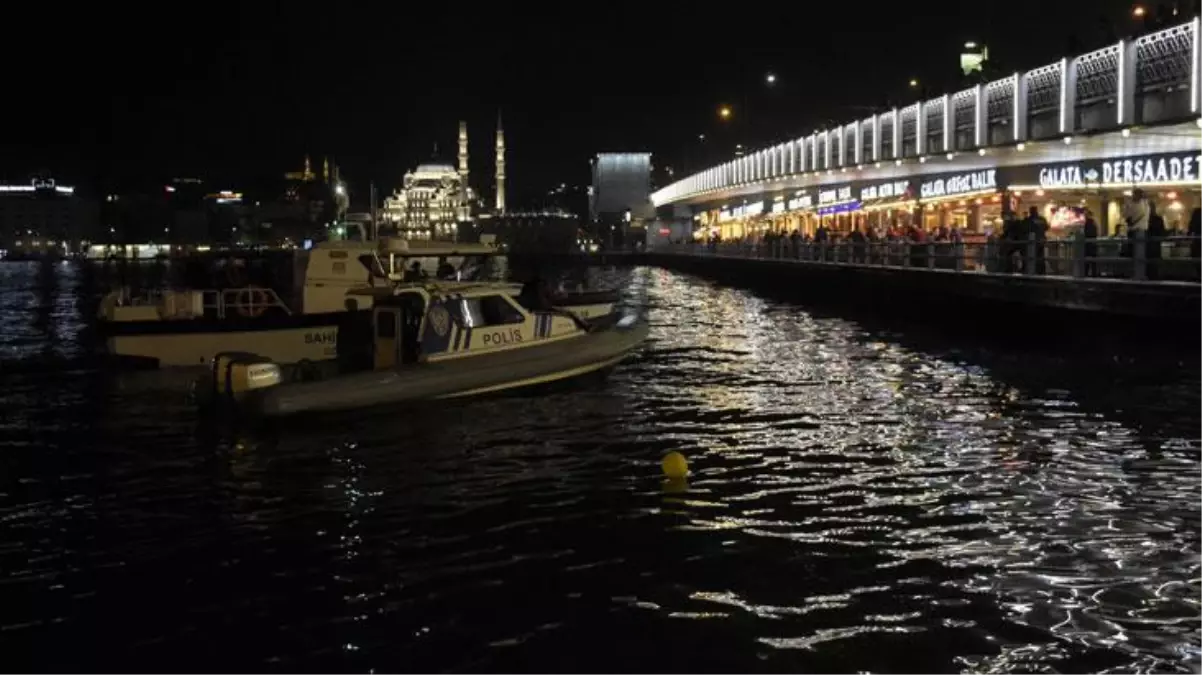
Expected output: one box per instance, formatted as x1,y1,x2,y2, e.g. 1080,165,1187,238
203,281,648,417
96,236,618,368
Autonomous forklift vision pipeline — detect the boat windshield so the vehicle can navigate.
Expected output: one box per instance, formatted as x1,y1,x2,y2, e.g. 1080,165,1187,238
456,254,507,282
388,253,508,282
358,253,389,280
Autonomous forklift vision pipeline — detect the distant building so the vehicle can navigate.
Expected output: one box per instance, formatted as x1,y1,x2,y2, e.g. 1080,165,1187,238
464,209,581,253
590,153,654,223
382,163,472,241
165,177,208,243
254,155,349,245
0,177,99,258
589,153,654,248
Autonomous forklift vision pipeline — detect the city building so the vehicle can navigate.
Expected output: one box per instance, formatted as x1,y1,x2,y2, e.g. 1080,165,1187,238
0,176,99,258
256,155,349,245
651,18,1202,245
589,153,655,248
590,153,654,223
165,177,208,243
465,209,581,253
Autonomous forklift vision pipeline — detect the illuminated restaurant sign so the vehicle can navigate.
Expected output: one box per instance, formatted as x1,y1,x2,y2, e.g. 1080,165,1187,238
859,180,910,201
1037,152,1199,188
787,194,813,210
920,169,996,199
731,201,765,218
818,185,853,204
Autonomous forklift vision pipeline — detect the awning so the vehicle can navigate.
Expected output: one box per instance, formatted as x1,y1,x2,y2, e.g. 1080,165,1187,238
858,196,917,212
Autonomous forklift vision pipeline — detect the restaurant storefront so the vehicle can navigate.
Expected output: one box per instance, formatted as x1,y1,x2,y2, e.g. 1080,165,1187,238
1008,150,1201,237
698,192,818,241
916,168,1004,237
857,179,918,235
689,149,1201,243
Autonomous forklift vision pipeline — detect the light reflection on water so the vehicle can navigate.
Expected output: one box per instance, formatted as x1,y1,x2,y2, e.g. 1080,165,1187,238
0,261,1197,673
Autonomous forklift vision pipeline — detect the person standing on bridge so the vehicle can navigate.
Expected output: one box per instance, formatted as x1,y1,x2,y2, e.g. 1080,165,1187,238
1083,209,1099,277
1146,201,1166,280
1188,207,1200,260
1023,207,1049,275
1122,188,1151,264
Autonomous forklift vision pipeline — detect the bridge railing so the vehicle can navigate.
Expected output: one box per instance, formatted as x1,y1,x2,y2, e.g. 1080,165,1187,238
653,233,1201,283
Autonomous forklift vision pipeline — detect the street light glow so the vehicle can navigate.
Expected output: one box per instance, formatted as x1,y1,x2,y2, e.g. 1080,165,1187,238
766,73,777,85
964,41,977,49
1132,5,1145,17
909,79,919,88
718,105,732,120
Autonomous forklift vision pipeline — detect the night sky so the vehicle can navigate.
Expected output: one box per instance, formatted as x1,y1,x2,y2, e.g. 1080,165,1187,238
4,0,1170,204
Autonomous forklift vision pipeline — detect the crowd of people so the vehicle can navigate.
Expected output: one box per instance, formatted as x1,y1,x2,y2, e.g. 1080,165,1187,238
699,196,1202,279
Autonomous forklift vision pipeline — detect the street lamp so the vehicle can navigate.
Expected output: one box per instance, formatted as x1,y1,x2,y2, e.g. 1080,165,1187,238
1132,4,1145,17
765,73,777,86
909,78,919,88
718,105,733,120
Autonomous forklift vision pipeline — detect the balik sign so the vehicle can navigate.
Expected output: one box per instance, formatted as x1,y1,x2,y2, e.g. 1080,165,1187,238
819,186,853,204
787,194,813,210
920,169,996,199
859,180,910,201
732,202,765,218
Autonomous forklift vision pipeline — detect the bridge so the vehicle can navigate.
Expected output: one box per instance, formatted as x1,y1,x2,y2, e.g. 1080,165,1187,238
651,17,1201,238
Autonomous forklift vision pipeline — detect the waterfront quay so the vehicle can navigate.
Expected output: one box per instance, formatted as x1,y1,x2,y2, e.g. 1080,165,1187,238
634,239,1200,331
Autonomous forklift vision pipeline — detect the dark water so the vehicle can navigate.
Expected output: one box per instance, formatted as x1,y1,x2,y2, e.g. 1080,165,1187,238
1,260,1199,673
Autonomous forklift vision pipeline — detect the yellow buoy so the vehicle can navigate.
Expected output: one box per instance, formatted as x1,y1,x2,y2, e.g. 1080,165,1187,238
661,451,689,479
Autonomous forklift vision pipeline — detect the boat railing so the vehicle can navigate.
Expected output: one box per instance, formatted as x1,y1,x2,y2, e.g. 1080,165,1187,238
111,285,294,319
211,287,293,319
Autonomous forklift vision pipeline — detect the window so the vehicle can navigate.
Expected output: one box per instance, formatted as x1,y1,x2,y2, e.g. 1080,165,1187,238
332,262,346,274
451,295,524,328
479,295,525,325
358,254,387,279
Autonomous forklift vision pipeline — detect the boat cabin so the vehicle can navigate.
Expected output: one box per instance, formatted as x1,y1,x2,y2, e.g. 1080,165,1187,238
297,240,385,314
296,237,506,315
369,284,583,370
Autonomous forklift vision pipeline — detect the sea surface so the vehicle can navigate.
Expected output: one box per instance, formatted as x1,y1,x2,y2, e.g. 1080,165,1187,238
1,259,1199,673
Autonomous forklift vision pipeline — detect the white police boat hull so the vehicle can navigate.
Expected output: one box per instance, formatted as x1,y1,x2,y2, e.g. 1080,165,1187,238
204,282,647,417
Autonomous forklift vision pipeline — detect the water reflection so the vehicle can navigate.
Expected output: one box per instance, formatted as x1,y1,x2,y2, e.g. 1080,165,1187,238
0,262,1197,672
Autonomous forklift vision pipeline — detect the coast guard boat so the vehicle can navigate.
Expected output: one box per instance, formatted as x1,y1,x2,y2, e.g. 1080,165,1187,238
97,236,618,367
204,281,648,417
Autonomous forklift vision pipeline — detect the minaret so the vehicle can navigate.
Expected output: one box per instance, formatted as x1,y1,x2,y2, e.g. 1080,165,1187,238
494,111,506,214
458,120,470,221
458,120,469,185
